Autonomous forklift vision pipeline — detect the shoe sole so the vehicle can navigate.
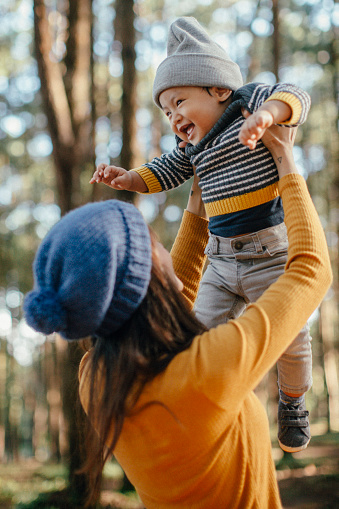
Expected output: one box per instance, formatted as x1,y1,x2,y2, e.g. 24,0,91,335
278,438,310,453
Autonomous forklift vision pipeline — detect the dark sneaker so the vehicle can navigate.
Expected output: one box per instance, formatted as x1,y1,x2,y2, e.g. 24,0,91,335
278,394,310,453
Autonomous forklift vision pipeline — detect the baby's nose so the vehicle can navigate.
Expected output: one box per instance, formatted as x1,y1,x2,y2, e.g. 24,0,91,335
172,111,182,126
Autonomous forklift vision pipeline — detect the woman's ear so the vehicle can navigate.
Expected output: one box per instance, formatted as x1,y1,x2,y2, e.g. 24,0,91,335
212,87,233,102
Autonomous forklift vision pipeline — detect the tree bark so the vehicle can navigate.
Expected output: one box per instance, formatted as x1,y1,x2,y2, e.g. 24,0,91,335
33,1,95,504
33,0,94,215
113,0,138,492
272,0,280,81
114,0,137,204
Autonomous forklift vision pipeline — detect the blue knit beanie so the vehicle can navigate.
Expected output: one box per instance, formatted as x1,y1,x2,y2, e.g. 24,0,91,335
24,200,152,340
153,17,243,107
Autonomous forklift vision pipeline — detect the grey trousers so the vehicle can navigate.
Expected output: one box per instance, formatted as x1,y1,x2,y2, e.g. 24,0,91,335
194,223,312,395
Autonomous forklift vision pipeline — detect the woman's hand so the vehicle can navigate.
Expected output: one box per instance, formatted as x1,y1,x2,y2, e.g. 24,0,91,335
242,108,298,178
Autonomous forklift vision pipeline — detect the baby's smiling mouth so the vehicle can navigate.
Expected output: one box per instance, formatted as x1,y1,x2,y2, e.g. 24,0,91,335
179,123,194,138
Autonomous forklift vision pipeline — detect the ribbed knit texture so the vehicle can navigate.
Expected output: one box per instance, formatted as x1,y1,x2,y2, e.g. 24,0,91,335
153,17,243,107
24,200,152,340
79,174,332,508
170,209,209,309
134,82,311,237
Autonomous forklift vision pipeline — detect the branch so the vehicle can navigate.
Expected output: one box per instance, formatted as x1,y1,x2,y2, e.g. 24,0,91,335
34,0,75,148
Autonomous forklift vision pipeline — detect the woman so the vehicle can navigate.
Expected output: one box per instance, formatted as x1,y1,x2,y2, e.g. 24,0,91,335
24,122,332,508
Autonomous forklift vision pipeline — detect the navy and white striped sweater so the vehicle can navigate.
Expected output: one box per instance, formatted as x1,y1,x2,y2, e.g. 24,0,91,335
134,82,310,237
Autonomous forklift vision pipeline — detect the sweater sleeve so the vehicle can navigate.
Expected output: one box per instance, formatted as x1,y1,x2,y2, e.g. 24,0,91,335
191,174,332,407
132,145,194,194
170,210,209,310
239,82,311,126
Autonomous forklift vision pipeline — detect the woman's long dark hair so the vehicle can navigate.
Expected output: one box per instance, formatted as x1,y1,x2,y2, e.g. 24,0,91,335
80,229,207,505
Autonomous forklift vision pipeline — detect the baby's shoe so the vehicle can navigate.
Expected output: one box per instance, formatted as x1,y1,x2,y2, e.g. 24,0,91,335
278,391,310,453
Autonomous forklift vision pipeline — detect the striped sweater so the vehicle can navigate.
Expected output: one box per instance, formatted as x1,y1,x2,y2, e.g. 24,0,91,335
134,82,311,237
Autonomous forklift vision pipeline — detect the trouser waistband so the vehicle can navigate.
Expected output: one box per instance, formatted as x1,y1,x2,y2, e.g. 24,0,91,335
207,223,287,257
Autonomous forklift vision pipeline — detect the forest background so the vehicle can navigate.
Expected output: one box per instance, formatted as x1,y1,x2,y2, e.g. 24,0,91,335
0,0,338,507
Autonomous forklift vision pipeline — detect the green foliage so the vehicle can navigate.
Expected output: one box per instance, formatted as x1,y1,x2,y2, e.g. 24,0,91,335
0,460,141,509
0,462,67,507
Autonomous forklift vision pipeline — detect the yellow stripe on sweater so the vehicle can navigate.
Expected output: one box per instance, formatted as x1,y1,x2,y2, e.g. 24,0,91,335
265,92,302,125
133,166,163,193
205,182,279,217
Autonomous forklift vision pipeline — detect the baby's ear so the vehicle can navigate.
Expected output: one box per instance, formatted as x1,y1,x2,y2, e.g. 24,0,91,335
212,87,232,102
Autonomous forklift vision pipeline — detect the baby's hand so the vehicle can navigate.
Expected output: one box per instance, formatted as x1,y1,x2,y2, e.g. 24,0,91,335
239,109,274,150
90,163,108,184
90,164,132,190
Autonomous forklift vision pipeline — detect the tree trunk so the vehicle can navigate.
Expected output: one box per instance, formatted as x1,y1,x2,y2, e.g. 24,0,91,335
33,0,94,214
33,1,95,504
114,0,138,492
114,0,137,204
61,341,89,505
272,0,280,81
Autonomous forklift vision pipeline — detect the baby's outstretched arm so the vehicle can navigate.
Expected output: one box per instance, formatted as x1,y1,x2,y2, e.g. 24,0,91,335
90,163,147,192
239,100,292,150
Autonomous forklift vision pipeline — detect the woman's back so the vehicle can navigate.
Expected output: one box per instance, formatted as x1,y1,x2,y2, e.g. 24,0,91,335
80,351,280,508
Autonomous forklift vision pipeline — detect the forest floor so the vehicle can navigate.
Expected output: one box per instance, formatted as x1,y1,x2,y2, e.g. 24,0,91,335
0,432,338,508
274,432,339,508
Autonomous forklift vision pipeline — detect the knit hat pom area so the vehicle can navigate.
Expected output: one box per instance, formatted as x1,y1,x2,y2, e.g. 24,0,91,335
153,17,243,107
24,288,66,336
24,200,152,341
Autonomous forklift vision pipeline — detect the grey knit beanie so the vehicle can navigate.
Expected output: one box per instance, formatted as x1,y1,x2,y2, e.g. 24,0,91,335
24,200,152,340
153,17,243,107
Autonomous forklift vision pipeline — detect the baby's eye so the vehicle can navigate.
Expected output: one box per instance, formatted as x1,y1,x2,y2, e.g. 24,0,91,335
177,99,183,106
165,111,171,117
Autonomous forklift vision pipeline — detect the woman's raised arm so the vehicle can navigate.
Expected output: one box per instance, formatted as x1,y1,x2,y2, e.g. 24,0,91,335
170,170,209,309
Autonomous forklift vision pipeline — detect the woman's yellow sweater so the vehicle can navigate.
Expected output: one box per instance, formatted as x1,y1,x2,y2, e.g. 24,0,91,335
79,174,332,508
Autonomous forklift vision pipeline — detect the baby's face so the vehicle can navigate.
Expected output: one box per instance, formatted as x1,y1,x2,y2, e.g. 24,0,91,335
159,86,231,145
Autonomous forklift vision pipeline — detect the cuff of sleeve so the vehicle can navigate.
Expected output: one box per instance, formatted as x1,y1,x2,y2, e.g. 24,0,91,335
132,166,163,194
265,92,302,125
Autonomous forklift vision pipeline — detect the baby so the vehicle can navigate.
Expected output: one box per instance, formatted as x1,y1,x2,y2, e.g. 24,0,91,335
90,17,312,454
